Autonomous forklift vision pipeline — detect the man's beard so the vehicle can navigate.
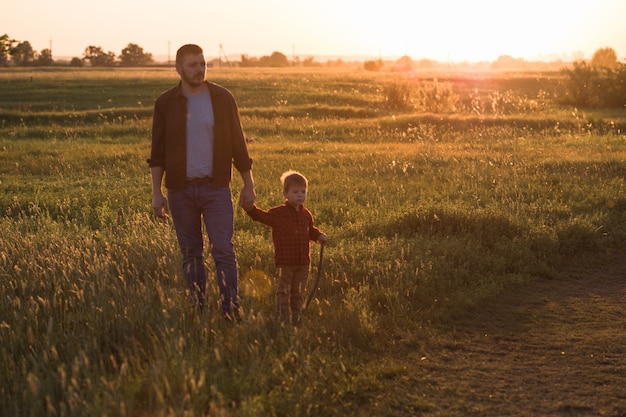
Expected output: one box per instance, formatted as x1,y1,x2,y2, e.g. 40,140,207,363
181,71,204,87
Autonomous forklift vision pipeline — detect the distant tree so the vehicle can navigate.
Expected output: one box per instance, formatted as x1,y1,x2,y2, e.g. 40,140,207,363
394,55,414,71
591,47,618,69
119,43,153,66
492,55,525,70
83,45,116,67
397,55,413,66
364,59,383,71
416,59,435,69
327,58,345,67
302,56,320,67
10,41,35,66
37,48,53,66
258,51,289,67
0,34,16,66
70,57,84,67
240,54,259,67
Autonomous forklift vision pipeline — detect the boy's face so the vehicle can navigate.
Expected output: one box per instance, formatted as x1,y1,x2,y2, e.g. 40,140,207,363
283,185,307,208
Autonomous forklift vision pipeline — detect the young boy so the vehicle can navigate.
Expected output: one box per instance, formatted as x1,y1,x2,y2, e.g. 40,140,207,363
239,171,328,324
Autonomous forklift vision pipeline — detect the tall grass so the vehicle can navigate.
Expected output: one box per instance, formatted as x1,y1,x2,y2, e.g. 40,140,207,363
1,67,625,416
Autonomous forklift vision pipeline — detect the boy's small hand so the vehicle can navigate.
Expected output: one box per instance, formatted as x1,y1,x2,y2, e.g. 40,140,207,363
238,194,254,212
318,234,328,244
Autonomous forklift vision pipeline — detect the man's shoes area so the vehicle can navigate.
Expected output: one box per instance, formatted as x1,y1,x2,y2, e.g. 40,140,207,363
223,309,243,324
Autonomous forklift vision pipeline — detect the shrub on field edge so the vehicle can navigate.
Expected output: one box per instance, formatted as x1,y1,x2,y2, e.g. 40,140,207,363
560,60,626,108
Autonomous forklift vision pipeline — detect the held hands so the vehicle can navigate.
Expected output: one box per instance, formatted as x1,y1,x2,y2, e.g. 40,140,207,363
238,186,256,212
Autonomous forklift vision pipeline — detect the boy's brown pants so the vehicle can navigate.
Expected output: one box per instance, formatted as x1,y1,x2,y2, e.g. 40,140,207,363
275,265,310,322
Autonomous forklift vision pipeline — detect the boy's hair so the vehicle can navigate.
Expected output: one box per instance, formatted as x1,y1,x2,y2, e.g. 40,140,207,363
281,170,308,192
176,44,203,67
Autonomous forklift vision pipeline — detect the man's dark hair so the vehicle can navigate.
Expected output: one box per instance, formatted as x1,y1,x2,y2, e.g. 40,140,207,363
176,44,203,67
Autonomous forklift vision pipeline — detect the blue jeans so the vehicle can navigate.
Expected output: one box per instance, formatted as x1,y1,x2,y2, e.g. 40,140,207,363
168,182,239,314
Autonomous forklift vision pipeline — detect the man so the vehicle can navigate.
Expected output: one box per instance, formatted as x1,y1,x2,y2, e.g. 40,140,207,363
149,44,255,321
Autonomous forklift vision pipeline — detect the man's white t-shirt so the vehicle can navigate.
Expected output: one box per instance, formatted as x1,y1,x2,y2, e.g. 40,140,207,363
184,89,214,179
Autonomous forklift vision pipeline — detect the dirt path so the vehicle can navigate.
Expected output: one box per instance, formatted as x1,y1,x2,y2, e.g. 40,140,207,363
371,252,626,416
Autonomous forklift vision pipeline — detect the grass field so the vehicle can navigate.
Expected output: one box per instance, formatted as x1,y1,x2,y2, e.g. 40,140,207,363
1,66,625,416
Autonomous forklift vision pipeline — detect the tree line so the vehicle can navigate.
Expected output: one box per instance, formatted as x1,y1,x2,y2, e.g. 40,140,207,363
0,33,320,68
1,34,154,67
365,47,626,108
2,33,624,107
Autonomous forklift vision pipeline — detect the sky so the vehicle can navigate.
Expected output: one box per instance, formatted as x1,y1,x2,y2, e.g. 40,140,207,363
3,0,626,63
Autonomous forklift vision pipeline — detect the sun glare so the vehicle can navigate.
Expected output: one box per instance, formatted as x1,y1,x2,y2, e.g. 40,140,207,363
324,0,606,62
3,0,626,62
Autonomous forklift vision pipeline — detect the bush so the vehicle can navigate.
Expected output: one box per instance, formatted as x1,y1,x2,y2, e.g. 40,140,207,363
383,81,413,109
561,61,626,108
415,80,459,113
364,59,383,72
69,57,84,67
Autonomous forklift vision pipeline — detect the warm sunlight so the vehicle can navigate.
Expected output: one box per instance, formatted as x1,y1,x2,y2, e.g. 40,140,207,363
3,0,626,62
3,0,626,413
327,0,607,61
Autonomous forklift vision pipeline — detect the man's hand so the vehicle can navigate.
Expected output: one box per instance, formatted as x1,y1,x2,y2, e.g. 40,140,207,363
239,170,256,211
152,193,168,219
150,167,168,219
238,187,255,212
